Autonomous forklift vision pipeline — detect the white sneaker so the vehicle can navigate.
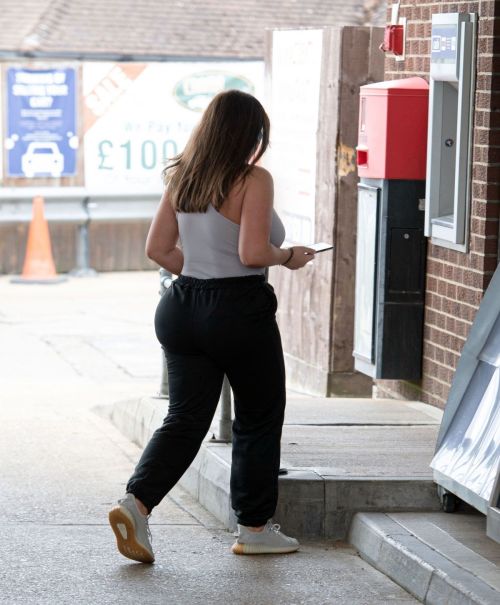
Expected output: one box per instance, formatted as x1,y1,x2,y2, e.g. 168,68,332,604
231,520,300,555
108,493,155,564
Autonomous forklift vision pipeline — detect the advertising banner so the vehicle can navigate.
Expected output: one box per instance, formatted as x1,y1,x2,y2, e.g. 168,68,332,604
266,29,323,245
83,62,264,194
6,67,78,178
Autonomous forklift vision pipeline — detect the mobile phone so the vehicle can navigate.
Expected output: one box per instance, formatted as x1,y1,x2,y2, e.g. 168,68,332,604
309,242,334,253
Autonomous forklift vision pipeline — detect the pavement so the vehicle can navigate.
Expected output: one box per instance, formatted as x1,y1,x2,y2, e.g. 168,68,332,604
3,269,500,605
0,270,421,605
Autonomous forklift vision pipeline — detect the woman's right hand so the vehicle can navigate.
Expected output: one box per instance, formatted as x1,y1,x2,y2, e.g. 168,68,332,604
282,246,316,270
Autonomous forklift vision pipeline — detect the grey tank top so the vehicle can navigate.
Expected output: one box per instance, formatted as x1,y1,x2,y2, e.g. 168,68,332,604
177,204,286,278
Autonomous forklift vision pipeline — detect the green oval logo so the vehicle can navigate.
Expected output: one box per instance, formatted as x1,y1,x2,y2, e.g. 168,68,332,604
173,71,255,111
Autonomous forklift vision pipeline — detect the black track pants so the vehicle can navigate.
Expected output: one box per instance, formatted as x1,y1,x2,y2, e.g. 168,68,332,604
126,273,286,527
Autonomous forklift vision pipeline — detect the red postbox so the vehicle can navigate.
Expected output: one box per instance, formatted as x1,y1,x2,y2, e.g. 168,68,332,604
353,77,429,381
356,77,429,180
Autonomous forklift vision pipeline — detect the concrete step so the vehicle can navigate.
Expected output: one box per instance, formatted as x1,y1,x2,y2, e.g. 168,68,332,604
348,511,500,605
175,438,441,539
98,395,442,539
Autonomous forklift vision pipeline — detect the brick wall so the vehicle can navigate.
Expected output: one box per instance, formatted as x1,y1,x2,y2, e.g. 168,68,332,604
376,0,500,408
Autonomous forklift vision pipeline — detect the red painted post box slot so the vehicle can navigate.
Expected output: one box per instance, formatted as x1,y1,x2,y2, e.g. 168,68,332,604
356,77,429,180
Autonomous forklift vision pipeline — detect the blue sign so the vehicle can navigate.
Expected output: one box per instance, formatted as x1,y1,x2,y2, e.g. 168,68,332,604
6,68,77,178
431,24,458,64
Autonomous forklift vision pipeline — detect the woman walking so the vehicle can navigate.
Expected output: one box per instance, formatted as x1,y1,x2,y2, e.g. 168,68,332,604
108,90,315,563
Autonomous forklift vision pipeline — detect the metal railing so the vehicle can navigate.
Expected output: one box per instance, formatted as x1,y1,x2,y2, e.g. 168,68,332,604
0,187,160,276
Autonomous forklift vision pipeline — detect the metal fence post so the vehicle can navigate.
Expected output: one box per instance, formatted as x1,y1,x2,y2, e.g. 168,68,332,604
216,376,233,442
69,197,98,278
158,268,173,398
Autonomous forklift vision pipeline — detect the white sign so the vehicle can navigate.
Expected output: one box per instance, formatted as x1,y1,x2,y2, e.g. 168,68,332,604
266,29,323,245
83,61,264,194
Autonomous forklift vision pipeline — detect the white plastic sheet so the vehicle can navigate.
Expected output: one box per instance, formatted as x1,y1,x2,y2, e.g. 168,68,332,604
431,310,500,506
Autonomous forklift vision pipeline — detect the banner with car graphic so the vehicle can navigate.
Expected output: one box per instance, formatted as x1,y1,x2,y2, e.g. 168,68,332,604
6,67,78,178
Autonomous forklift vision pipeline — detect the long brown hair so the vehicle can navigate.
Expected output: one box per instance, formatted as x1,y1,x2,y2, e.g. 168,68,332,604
163,90,270,212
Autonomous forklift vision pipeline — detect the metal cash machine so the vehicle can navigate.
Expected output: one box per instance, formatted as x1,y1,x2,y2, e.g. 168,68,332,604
353,77,429,380
425,12,477,250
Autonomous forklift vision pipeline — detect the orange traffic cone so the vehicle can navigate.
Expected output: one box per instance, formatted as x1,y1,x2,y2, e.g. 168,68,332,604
10,196,67,284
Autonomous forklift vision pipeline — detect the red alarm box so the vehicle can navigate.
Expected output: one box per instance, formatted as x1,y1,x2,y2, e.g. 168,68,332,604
380,24,405,56
356,77,429,180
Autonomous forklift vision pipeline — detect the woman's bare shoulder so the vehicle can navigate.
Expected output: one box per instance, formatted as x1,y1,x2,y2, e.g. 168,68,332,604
241,165,274,214
246,164,273,183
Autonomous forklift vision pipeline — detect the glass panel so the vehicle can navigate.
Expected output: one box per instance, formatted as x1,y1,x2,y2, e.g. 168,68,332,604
353,186,378,364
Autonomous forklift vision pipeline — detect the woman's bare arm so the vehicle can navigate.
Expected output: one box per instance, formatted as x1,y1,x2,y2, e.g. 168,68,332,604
238,166,314,269
145,189,184,274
